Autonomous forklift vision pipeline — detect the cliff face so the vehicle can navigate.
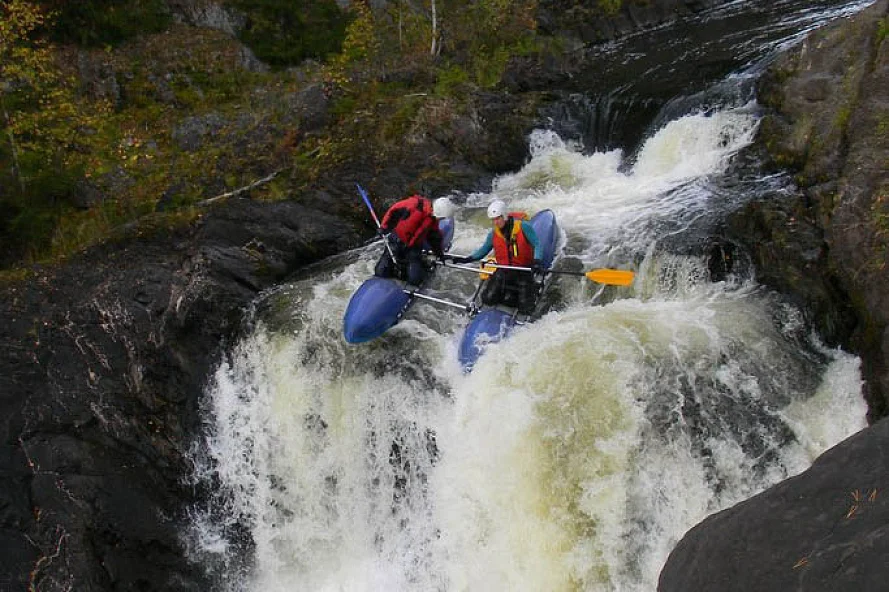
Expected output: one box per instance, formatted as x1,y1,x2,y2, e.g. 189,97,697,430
661,2,889,589
731,0,889,421
536,0,728,43
0,201,364,589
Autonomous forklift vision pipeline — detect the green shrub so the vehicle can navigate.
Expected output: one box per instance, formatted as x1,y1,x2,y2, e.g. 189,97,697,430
0,161,81,264
434,65,469,96
598,0,624,16
43,0,171,47
226,0,350,67
473,47,511,89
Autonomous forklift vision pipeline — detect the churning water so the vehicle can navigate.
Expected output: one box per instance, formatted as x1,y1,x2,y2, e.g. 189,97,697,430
188,1,874,590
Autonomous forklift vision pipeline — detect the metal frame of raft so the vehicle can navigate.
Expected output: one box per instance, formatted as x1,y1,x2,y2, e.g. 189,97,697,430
343,202,635,370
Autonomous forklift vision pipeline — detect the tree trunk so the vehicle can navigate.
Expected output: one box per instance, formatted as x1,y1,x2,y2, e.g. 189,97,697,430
2,101,25,192
398,1,403,50
430,0,438,56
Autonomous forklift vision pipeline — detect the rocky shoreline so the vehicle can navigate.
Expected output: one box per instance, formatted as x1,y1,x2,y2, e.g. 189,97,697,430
2,0,888,589
662,1,889,589
0,200,365,588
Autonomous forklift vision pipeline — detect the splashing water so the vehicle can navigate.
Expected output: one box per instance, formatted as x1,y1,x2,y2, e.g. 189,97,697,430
188,95,866,591
189,0,879,580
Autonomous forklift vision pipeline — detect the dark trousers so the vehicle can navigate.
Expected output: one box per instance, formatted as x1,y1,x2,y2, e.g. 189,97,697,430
374,238,427,286
480,269,538,313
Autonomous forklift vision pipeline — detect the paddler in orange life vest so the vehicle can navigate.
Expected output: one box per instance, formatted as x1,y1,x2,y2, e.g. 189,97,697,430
375,195,449,286
452,199,543,314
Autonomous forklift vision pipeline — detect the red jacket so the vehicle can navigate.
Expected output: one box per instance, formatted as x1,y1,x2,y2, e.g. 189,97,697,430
381,195,441,250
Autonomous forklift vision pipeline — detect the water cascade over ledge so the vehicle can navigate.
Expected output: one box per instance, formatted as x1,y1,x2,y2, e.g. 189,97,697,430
188,1,874,590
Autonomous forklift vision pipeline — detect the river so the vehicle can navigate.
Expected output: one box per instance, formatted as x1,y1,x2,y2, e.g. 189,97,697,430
188,1,874,590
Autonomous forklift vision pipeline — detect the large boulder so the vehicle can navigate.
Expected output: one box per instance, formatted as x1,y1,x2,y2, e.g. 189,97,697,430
659,417,889,591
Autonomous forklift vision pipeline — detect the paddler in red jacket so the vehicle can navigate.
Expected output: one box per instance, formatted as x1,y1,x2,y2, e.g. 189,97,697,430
375,195,449,286
452,199,543,314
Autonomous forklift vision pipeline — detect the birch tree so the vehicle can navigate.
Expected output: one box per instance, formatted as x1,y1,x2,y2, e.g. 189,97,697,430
430,0,438,56
1,1,107,189
0,0,53,190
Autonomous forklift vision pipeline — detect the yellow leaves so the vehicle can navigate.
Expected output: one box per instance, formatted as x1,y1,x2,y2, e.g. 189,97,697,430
1,0,103,184
324,2,381,93
1,1,56,81
0,0,48,43
845,488,878,520
794,488,879,571
1,1,66,136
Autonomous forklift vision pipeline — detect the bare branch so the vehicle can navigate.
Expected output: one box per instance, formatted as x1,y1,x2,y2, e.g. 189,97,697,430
197,169,281,206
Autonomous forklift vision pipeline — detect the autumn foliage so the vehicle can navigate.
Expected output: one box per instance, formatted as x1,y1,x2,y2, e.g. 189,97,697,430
0,0,542,268
1,1,112,264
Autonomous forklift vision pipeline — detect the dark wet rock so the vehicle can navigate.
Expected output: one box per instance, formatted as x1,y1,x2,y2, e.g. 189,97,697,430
172,113,226,152
659,417,889,592
724,185,857,349
663,3,889,590
0,199,363,590
733,0,889,420
537,0,727,44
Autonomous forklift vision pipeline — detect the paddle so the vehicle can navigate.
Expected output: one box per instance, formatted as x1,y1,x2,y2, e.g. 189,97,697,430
356,183,397,264
440,258,635,287
555,268,635,286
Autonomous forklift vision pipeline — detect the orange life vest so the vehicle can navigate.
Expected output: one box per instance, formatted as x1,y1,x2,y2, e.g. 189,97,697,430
492,212,534,266
382,195,436,248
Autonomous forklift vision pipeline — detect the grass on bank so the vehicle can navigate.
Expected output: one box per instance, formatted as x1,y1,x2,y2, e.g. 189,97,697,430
1,0,544,273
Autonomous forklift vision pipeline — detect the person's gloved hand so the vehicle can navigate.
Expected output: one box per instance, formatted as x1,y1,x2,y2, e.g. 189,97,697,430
531,259,544,276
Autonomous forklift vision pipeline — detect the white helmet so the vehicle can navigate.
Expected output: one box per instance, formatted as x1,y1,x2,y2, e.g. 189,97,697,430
433,197,453,218
487,199,506,219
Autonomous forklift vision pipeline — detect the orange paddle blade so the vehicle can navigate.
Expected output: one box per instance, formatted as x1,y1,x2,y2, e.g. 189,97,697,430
585,268,635,286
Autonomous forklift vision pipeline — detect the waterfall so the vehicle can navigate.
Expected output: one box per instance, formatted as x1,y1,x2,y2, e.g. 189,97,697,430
187,1,873,589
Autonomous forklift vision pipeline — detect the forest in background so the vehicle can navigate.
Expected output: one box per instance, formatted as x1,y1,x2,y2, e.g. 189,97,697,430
1,0,580,271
